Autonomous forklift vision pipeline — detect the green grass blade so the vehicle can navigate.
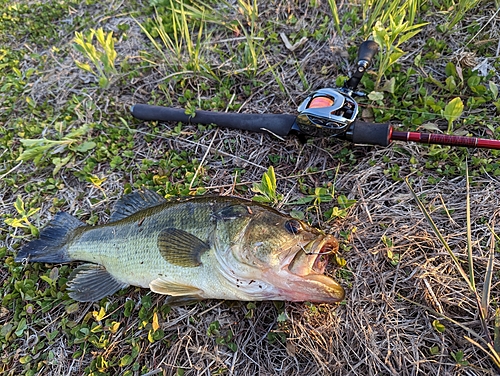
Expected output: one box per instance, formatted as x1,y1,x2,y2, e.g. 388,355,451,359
481,230,495,318
327,0,341,33
464,336,500,368
495,308,500,353
406,178,473,290
465,164,475,289
134,15,169,63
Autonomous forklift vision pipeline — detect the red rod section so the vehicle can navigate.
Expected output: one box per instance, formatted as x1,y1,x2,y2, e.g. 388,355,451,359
391,130,500,150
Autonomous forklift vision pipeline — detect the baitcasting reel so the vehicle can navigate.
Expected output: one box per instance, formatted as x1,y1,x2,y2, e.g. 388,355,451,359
295,40,378,137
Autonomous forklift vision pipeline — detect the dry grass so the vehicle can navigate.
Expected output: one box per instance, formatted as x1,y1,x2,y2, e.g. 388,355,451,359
1,0,500,375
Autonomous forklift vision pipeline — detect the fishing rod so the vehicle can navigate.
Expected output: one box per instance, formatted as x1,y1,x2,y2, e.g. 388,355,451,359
130,41,500,150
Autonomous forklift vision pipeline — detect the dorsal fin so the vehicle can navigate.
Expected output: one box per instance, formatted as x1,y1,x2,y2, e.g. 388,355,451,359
110,189,166,222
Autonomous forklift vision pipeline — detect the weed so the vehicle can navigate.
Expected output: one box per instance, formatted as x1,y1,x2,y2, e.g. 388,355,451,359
361,0,422,43
207,320,237,351
326,0,341,33
233,0,262,75
139,1,214,77
4,196,40,236
442,97,464,133
252,166,283,205
16,124,96,175
381,235,399,265
432,319,446,333
438,0,483,31
372,12,428,88
73,28,118,89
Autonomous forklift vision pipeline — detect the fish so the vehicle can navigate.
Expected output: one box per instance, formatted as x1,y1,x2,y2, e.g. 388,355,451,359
15,189,345,304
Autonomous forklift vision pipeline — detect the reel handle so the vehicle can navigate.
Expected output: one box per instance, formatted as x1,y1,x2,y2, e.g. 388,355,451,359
345,40,379,91
357,40,379,64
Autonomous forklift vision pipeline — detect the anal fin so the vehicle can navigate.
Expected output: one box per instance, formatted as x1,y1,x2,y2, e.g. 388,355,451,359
67,264,129,302
165,295,204,306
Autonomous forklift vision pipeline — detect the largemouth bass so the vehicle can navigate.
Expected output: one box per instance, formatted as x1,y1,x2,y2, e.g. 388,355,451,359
15,190,345,304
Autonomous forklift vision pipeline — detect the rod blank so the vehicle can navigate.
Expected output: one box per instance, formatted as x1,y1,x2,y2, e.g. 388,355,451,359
390,130,500,150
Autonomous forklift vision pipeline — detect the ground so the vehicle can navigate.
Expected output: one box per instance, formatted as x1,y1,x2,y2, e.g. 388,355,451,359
1,0,500,375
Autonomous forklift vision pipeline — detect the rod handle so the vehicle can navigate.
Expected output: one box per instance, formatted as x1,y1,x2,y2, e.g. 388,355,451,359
131,104,297,137
347,121,392,146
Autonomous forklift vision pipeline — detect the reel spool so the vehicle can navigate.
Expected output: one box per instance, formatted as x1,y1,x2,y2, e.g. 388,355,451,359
296,88,359,137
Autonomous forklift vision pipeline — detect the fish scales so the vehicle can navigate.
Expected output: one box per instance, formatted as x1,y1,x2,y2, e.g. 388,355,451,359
68,198,238,289
15,190,345,304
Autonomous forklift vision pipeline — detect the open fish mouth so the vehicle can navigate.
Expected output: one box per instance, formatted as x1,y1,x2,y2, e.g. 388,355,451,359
287,235,339,277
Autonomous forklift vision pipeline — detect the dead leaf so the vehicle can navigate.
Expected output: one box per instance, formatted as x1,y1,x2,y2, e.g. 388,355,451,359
280,32,307,52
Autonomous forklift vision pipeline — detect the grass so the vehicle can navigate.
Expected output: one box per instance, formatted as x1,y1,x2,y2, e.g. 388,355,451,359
407,169,500,368
73,28,119,89
1,0,500,375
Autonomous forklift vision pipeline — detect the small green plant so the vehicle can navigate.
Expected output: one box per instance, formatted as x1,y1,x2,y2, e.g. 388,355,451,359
381,235,399,265
4,196,40,236
440,0,483,31
362,0,420,36
73,28,118,89
442,97,464,133
326,0,341,33
252,166,283,205
451,350,469,366
327,195,357,220
372,12,427,89
234,0,262,75
290,183,356,221
429,345,440,355
206,320,237,352
432,319,446,333
16,124,96,175
137,0,219,81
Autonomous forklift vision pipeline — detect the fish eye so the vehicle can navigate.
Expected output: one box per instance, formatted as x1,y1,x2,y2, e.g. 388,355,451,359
285,219,302,235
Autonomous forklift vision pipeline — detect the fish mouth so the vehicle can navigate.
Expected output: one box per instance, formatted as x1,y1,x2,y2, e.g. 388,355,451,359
287,235,339,277
282,234,345,302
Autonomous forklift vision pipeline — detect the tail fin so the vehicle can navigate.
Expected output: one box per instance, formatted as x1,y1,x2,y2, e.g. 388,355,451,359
15,212,86,263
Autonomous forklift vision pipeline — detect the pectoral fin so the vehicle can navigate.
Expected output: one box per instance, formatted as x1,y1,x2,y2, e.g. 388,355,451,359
157,228,209,267
67,264,129,302
150,278,204,298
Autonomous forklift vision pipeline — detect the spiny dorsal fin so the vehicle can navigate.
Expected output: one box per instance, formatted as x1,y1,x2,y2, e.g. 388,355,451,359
150,278,204,298
157,228,209,267
67,264,129,302
110,189,166,222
